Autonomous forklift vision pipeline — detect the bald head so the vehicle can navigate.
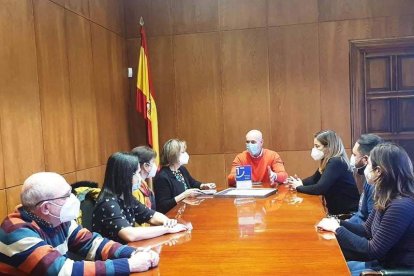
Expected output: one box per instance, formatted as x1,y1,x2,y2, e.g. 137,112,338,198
21,172,70,209
246,130,263,142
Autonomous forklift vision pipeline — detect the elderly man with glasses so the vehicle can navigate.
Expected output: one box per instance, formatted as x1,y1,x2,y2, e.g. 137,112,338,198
0,172,159,275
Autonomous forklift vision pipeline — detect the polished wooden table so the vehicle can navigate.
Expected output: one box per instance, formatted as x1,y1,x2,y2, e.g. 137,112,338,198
131,184,350,275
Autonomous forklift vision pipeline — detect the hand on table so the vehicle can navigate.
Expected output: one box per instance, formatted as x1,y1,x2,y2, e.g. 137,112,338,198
287,174,303,189
200,183,216,189
316,217,340,233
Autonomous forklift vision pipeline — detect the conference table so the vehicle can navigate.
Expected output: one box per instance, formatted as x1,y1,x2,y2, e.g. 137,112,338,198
130,184,350,275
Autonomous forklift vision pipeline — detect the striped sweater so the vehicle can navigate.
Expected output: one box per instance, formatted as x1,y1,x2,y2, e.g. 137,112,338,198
337,197,414,268
0,206,135,275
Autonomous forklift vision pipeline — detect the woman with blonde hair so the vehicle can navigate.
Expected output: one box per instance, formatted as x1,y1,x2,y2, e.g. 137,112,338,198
317,143,414,274
154,139,216,214
288,130,359,215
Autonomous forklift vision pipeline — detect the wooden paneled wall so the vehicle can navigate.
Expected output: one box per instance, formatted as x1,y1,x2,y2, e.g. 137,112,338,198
0,0,134,220
124,0,414,190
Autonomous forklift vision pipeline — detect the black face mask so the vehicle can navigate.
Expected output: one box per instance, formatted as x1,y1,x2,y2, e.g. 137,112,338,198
357,164,367,175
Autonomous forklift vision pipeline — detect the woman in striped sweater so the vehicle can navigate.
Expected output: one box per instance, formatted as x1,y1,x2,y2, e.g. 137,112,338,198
317,143,414,275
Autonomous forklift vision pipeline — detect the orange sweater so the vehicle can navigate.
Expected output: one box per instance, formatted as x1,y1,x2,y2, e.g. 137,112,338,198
227,149,288,186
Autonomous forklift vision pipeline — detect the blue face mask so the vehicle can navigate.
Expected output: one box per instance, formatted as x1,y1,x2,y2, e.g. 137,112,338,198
246,143,261,156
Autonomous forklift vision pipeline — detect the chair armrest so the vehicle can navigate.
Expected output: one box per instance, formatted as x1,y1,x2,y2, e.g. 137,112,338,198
380,269,414,276
360,271,382,276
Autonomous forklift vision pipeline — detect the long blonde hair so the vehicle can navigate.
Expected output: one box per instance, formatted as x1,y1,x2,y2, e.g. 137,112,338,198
315,130,349,172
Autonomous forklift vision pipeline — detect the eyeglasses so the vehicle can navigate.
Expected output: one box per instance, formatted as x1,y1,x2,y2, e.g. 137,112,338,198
34,189,72,206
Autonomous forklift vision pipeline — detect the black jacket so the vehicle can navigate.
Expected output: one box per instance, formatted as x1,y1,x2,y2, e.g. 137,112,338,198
296,157,359,215
154,166,201,214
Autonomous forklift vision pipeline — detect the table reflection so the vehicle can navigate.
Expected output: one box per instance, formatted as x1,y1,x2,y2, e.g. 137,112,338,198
233,198,266,237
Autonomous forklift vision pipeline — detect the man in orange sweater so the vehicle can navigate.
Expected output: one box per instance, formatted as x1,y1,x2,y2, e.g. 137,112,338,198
227,130,288,186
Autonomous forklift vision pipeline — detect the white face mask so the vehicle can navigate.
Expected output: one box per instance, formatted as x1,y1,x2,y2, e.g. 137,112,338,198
132,173,142,191
349,154,356,168
179,152,190,165
311,147,324,161
47,194,80,223
147,162,157,178
364,164,376,184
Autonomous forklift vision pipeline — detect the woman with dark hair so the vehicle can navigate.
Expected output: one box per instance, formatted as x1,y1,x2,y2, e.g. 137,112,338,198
92,152,187,243
131,146,157,210
317,143,414,275
288,130,360,215
154,139,216,214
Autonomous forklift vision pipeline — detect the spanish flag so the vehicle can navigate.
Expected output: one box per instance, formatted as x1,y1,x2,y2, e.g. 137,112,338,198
136,22,159,163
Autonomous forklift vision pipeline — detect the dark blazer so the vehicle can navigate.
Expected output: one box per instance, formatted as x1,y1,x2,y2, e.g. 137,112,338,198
296,157,360,215
154,166,201,214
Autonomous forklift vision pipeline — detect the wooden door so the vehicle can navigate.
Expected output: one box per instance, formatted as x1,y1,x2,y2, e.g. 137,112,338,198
351,37,414,161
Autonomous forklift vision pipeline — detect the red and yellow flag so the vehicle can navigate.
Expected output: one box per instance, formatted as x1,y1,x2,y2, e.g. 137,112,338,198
136,24,159,163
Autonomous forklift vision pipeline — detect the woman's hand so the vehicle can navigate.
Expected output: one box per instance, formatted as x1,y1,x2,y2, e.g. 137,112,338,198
316,217,340,233
287,175,303,189
175,188,202,202
163,218,177,228
200,183,216,190
166,223,188,234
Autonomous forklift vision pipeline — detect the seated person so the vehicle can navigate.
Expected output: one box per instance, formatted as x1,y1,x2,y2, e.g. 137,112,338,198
317,143,414,275
154,139,216,214
131,146,157,210
0,172,158,275
288,130,359,215
92,152,188,243
227,129,288,186
347,134,383,224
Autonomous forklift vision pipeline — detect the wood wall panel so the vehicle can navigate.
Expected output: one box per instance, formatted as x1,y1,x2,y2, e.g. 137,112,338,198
221,29,270,153
219,0,267,30
0,0,45,187
126,38,148,148
268,0,318,27
50,0,65,6
76,165,106,187
66,0,89,18
148,36,176,146
111,35,130,152
34,0,76,174
172,0,219,34
0,123,4,190
124,0,172,38
92,24,125,162
318,0,414,22
6,185,23,213
388,15,414,39
0,190,7,220
89,0,124,35
66,12,101,170
63,172,77,184
174,33,223,154
268,24,321,151
278,150,316,179
185,154,226,190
